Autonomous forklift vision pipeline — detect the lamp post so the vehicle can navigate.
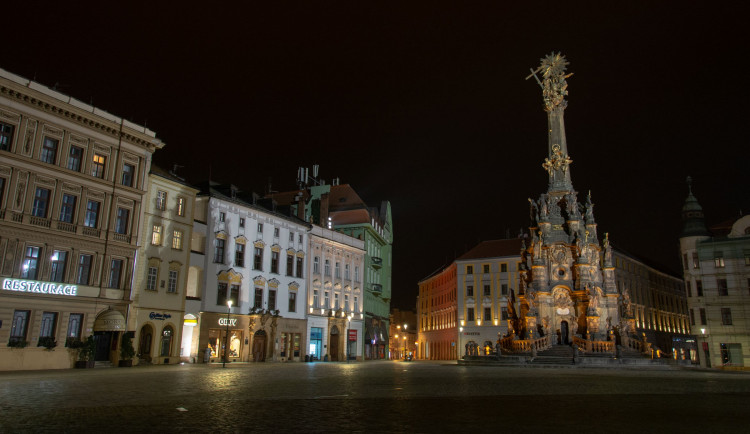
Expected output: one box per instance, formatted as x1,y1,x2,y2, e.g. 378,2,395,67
223,300,232,368
346,314,352,363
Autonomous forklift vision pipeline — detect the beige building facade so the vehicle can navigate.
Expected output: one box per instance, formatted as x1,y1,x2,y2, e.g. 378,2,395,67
0,68,163,370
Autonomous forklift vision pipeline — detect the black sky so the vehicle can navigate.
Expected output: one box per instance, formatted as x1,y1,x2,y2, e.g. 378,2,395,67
4,3,748,310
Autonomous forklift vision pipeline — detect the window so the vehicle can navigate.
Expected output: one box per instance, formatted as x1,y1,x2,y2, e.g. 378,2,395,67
167,270,178,293
345,264,350,280
67,146,83,172
483,284,491,296
151,225,163,245
21,246,40,279
501,284,508,296
334,293,340,309
271,251,279,273
0,122,14,151
254,287,263,309
67,314,83,340
0,178,4,209
354,295,359,311
253,247,263,270
467,308,475,322
335,262,341,278
324,291,330,308
49,251,67,283
313,257,320,274
500,263,508,272
91,154,106,178
324,259,331,276
699,308,707,325
269,289,277,310
239,217,245,228
219,212,225,222
41,137,58,164
484,307,491,321
288,291,297,312
501,307,509,320
296,256,303,278
10,310,30,345
714,252,725,268
466,285,474,297
156,191,167,210
146,266,158,291
274,227,279,238
217,283,228,306
59,194,76,223
345,294,349,311
718,279,728,296
229,284,239,306
108,259,123,288
696,280,703,297
313,289,320,307
483,264,490,273
257,223,263,233
39,312,58,343
289,232,294,242
467,265,474,274
172,230,183,249
122,164,135,187
721,308,732,325
115,208,129,234
682,253,689,270
286,253,294,276
692,252,700,269
235,243,245,267
354,266,360,282
77,254,92,285
689,309,695,326
167,196,183,218
298,234,303,243
214,239,225,263
84,200,100,228
32,187,51,218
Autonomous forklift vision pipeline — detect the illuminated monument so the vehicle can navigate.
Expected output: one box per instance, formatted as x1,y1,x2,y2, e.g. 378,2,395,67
504,53,635,352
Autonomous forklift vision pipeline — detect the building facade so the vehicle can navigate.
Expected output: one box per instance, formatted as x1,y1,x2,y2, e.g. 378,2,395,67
270,173,394,360
130,166,197,365
185,183,310,364
0,67,163,370
389,308,416,359
680,179,750,368
306,225,365,361
416,263,458,360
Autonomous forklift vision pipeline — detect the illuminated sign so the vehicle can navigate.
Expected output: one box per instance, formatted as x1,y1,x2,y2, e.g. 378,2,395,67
348,329,357,341
149,312,172,321
218,318,237,327
2,278,77,296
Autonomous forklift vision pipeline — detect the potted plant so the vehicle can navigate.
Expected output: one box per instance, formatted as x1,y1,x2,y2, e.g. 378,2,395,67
7,338,28,349
38,336,57,350
119,334,135,367
70,336,96,368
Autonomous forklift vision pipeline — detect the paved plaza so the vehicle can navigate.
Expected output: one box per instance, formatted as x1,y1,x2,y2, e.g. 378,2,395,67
1,361,749,433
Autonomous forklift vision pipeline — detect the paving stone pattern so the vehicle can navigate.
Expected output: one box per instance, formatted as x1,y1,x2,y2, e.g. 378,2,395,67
1,361,749,433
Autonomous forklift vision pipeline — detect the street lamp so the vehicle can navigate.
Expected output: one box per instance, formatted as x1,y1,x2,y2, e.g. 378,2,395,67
403,324,407,360
346,314,352,363
223,300,232,368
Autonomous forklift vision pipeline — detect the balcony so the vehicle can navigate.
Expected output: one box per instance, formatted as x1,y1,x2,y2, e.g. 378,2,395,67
111,232,132,243
371,283,382,293
371,257,382,269
56,221,77,233
29,216,51,228
82,227,101,237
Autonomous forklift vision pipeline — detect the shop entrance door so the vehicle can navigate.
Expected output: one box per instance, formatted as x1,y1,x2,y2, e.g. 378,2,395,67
560,321,569,345
329,325,339,361
138,325,153,363
93,331,113,361
253,331,266,362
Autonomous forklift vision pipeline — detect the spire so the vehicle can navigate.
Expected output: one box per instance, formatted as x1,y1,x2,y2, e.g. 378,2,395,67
527,52,575,193
681,176,710,237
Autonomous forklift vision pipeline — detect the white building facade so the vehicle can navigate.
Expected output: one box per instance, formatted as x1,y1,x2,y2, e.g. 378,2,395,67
306,225,365,361
185,184,310,363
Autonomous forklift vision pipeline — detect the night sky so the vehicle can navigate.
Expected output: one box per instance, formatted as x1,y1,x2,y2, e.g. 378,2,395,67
4,3,748,311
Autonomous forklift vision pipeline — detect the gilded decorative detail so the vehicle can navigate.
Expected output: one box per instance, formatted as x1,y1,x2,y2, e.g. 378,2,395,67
268,279,279,288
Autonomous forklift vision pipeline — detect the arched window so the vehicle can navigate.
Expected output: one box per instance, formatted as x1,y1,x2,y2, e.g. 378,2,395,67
160,326,174,357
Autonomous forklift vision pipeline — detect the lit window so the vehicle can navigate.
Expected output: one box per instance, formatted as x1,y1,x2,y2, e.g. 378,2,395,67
156,191,167,210
172,230,183,250
50,250,68,283
21,246,40,279
91,154,106,178
714,253,725,268
152,225,163,245
177,197,185,216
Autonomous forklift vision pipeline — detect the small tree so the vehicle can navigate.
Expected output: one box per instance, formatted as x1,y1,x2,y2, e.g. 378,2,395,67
120,334,135,361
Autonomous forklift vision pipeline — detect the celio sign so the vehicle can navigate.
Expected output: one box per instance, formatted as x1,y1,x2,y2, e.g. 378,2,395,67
218,318,237,327
2,278,78,296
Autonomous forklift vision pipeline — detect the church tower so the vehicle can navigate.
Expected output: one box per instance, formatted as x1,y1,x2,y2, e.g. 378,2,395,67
515,53,628,346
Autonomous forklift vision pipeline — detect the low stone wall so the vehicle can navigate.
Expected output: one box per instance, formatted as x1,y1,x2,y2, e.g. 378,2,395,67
0,347,77,371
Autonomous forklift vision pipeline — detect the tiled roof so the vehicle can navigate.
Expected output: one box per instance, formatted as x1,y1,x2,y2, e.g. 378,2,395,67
457,238,524,261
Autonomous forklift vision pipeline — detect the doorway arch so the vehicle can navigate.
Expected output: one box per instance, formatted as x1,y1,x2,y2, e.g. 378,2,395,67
160,325,174,357
329,325,340,361
139,324,154,362
253,330,267,362
560,321,569,345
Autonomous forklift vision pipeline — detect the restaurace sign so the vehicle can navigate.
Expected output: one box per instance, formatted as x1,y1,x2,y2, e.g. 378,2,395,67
2,278,77,296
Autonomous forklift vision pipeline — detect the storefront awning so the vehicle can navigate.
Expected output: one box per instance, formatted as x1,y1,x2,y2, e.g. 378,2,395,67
94,309,126,331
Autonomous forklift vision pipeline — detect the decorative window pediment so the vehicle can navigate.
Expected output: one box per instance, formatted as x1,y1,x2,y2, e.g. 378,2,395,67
312,279,322,288
235,236,248,245
215,231,228,240
271,244,281,253
253,240,266,248
296,251,305,258
288,282,300,291
217,269,242,284
253,275,266,286
268,278,280,289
